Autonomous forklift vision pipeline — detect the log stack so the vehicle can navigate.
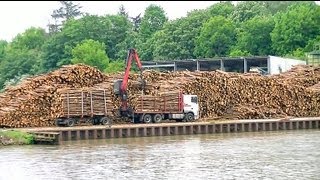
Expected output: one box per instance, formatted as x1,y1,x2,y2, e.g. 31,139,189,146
58,88,114,118
0,64,109,127
131,91,181,112
2,63,320,128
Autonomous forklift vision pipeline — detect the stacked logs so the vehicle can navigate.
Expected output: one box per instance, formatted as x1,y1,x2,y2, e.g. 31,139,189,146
58,88,114,118
131,91,181,112
2,63,320,128
0,64,108,128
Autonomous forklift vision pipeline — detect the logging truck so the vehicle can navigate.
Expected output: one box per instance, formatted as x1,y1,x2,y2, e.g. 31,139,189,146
113,48,199,123
55,89,113,127
124,92,199,123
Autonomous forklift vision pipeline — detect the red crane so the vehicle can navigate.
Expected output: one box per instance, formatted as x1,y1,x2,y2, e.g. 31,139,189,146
114,48,145,116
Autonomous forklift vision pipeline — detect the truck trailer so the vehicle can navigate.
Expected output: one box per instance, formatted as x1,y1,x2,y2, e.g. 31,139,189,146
129,92,199,123
55,88,113,127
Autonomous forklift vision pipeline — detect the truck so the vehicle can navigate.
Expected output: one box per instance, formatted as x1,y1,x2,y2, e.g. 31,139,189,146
55,88,113,127
128,92,199,123
113,48,199,123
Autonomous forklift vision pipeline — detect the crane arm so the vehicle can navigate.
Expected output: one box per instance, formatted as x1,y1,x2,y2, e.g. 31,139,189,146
120,48,143,93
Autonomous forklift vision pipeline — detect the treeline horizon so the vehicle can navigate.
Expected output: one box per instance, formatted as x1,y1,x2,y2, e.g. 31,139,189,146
0,1,319,89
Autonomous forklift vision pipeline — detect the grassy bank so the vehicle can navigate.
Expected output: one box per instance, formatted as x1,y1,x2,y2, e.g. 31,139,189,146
0,130,34,146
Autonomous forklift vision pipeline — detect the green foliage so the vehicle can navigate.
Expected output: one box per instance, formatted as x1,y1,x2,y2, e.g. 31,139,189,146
304,35,320,52
105,60,125,73
139,4,168,39
11,27,47,50
152,9,210,60
0,40,7,59
0,27,47,89
208,1,235,18
0,130,34,145
195,16,236,58
271,2,320,55
229,49,251,57
261,1,312,15
43,14,133,71
235,16,274,55
138,4,168,61
118,4,128,18
71,39,109,71
51,1,82,22
291,48,307,60
49,1,83,34
231,1,269,23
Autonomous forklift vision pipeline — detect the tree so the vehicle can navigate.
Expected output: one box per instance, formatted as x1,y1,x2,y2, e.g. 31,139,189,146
0,46,42,89
42,15,112,71
208,1,235,18
139,4,168,39
137,4,168,61
194,16,236,58
11,27,47,50
0,40,7,59
261,1,308,15
71,39,109,71
271,2,320,55
231,1,269,23
105,60,125,73
234,16,274,55
105,15,134,60
151,9,210,60
48,1,83,34
118,4,128,18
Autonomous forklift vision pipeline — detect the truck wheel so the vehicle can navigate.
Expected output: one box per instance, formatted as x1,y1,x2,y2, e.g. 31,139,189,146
55,119,61,127
100,117,111,125
185,113,195,122
67,119,75,127
153,114,162,123
92,118,100,125
143,114,152,124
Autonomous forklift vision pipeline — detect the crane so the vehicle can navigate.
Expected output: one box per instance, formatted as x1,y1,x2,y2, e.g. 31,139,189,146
113,48,146,117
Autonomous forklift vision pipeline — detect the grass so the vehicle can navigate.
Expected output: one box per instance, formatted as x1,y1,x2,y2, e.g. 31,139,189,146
0,130,34,145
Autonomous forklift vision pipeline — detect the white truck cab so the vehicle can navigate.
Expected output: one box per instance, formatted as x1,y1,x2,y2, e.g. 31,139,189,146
183,95,199,120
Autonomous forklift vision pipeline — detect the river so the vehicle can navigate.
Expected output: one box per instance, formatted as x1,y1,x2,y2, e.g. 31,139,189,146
0,130,319,180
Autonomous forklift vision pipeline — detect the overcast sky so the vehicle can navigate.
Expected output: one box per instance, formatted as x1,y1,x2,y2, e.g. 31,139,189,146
0,1,222,42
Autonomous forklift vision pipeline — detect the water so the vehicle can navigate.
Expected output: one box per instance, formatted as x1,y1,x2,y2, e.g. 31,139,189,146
0,130,319,180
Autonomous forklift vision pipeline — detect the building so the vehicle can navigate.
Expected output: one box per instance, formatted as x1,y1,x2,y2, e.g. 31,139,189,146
142,56,306,75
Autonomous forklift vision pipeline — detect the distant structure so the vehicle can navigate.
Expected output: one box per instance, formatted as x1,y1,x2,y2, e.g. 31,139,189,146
307,43,320,66
141,56,306,75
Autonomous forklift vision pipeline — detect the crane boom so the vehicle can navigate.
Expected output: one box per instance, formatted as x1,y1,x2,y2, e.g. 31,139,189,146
120,48,143,93
113,48,145,117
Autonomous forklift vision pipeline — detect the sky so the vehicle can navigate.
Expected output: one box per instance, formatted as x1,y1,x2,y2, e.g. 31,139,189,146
0,1,221,42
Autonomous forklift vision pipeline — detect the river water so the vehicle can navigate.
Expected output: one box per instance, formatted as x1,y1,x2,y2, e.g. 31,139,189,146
0,130,319,180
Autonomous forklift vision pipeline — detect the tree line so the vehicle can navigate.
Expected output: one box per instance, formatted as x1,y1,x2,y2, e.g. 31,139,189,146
0,1,319,89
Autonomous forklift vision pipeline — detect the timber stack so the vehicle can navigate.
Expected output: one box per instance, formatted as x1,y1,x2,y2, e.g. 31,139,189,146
1,64,320,128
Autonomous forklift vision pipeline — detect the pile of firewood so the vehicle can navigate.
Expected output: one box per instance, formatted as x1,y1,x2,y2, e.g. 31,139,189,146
2,63,320,128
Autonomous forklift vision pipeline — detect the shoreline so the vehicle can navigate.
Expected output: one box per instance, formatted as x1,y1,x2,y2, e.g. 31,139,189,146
0,130,34,146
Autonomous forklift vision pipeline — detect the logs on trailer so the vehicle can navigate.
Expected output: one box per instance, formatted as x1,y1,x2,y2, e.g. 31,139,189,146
131,92,181,112
58,88,114,117
2,63,320,128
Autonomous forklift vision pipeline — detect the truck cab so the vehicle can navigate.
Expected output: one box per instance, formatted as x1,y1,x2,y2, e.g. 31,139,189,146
183,95,199,120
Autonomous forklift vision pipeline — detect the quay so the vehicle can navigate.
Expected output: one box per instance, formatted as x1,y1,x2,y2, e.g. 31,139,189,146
16,117,320,144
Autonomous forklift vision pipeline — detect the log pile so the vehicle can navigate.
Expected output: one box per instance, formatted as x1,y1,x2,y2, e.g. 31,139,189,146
2,63,320,128
0,64,108,127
